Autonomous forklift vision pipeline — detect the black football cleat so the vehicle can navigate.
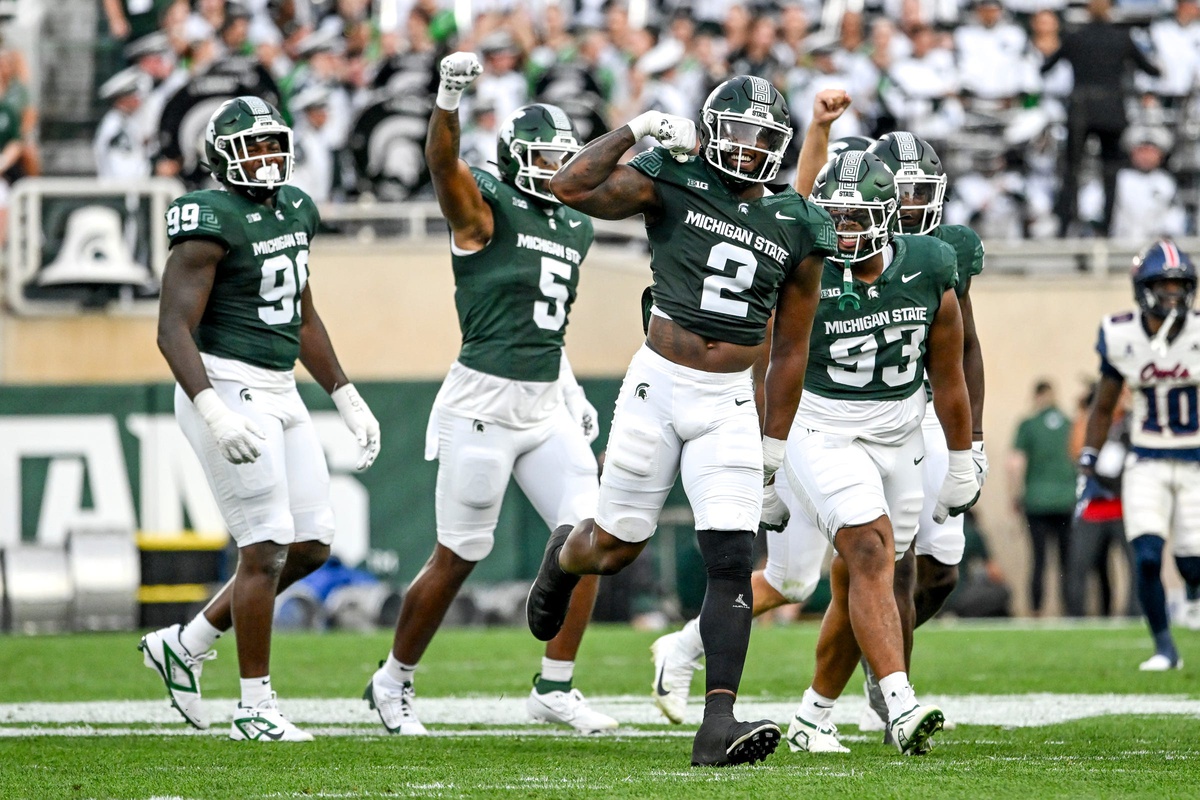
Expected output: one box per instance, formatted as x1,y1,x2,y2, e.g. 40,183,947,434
526,525,580,642
691,716,781,767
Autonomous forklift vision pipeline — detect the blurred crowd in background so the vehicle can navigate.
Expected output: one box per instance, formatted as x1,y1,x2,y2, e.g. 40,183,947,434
87,0,1200,240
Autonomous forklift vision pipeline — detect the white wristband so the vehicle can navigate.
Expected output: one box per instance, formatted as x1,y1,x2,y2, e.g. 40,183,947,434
947,449,973,477
192,388,227,427
763,435,787,480
436,86,464,112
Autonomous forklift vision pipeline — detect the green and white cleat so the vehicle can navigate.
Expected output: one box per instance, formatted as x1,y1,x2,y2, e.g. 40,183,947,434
887,703,944,755
138,624,216,729
230,696,312,742
785,713,850,753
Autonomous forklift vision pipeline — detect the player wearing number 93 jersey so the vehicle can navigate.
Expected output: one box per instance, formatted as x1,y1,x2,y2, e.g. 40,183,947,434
1083,239,1200,671
366,53,617,741
147,96,380,742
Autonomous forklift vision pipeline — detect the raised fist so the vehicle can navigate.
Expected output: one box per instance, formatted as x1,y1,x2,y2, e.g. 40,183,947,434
439,52,483,93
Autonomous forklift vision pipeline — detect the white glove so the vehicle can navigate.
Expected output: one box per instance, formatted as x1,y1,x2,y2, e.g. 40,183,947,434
971,440,989,489
627,110,698,162
332,383,381,471
193,388,266,465
760,481,790,532
762,435,786,484
933,450,980,524
436,51,483,111
564,388,600,444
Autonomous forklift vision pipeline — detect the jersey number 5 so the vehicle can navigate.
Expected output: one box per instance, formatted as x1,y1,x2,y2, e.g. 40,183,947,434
534,257,571,331
258,252,310,325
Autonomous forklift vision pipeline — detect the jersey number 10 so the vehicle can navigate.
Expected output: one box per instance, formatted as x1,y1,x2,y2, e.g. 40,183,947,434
1141,385,1200,435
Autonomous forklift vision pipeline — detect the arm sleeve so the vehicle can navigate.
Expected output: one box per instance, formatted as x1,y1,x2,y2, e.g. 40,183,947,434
165,195,230,250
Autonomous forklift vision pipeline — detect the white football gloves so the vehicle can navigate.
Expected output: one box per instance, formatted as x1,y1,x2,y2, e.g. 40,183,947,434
332,383,381,471
971,440,989,489
193,388,266,465
564,388,600,444
626,110,698,162
933,450,981,524
760,435,790,531
436,51,483,111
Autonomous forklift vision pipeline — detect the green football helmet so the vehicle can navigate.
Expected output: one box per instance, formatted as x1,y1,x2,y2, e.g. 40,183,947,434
867,132,946,235
827,135,875,162
497,103,580,204
700,75,793,185
204,96,293,199
811,150,898,263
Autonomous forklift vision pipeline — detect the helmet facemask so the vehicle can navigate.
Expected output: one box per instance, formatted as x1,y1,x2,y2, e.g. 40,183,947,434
702,111,792,185
816,199,896,263
1139,277,1197,319
508,135,580,204
894,169,947,235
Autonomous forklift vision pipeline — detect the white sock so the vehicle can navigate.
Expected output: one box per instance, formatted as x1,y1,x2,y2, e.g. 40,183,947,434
677,618,705,661
878,671,916,721
179,614,222,655
240,675,273,708
383,654,416,686
799,687,837,723
540,657,574,684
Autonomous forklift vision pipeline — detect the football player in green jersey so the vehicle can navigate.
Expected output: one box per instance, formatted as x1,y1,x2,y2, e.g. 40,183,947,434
773,150,978,755
364,52,617,736
527,75,836,766
144,96,381,742
856,131,987,734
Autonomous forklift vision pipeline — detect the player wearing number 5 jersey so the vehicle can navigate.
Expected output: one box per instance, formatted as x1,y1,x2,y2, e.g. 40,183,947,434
145,96,381,742
527,75,835,767
365,52,616,737
1083,239,1200,672
779,150,977,756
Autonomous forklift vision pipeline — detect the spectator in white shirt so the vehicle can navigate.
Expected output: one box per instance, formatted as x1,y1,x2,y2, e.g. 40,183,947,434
1111,125,1187,241
955,0,1032,104
1136,0,1200,107
94,68,149,181
884,23,964,142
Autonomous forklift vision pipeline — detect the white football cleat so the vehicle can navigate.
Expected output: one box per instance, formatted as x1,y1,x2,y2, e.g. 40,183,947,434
138,624,216,730
1139,653,1184,671
230,696,312,742
364,665,428,734
1180,599,1200,631
785,713,850,753
887,703,944,755
527,686,619,734
650,630,702,724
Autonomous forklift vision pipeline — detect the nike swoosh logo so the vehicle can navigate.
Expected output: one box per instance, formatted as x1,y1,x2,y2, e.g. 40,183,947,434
914,455,924,464
735,398,753,406
902,272,920,283
775,211,795,220
655,664,669,697
569,220,582,228
292,199,303,208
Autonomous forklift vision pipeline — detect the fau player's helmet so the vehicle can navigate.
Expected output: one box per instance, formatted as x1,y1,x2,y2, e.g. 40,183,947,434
1132,239,1197,319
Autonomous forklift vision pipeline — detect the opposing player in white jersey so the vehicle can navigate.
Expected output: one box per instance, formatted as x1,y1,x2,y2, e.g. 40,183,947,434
1082,239,1200,670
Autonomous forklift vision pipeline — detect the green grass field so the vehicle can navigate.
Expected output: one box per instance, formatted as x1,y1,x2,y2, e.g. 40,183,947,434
2,621,1199,799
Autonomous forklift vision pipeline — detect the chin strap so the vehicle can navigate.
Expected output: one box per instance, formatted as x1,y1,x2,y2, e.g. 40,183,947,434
838,257,861,312
1150,307,1179,357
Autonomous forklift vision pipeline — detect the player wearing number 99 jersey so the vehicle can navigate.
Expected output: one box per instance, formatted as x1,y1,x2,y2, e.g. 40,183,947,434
147,96,380,742
1083,239,1200,671
366,52,616,740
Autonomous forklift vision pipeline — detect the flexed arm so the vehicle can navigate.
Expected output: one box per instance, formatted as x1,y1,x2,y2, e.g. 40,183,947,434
426,52,493,251
548,111,695,221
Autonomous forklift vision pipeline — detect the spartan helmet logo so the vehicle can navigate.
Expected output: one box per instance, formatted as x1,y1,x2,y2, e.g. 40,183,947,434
867,285,880,300
635,382,650,400
239,388,253,403
473,420,486,433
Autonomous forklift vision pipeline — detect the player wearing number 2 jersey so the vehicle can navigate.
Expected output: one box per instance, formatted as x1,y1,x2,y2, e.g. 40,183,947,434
145,96,381,742
527,75,834,767
365,52,617,738
1082,239,1200,672
778,150,978,757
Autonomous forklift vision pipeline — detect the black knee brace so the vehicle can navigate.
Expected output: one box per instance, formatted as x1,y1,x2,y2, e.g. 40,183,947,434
697,529,754,580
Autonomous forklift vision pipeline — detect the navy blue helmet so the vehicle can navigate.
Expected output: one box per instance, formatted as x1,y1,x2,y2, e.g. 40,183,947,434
1132,239,1197,318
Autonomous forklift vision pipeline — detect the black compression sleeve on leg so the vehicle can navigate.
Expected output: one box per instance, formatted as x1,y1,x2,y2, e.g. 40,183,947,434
696,529,754,709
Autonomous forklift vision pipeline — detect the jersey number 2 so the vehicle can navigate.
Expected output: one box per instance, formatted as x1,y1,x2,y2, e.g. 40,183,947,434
700,242,757,318
258,252,310,325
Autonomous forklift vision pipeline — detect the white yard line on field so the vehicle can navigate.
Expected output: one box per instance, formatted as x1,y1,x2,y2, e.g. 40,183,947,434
0,693,1198,734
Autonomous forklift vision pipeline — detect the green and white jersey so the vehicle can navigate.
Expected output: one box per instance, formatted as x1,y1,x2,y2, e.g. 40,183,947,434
452,168,594,383
166,185,319,371
930,224,984,297
799,235,957,442
629,148,836,346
